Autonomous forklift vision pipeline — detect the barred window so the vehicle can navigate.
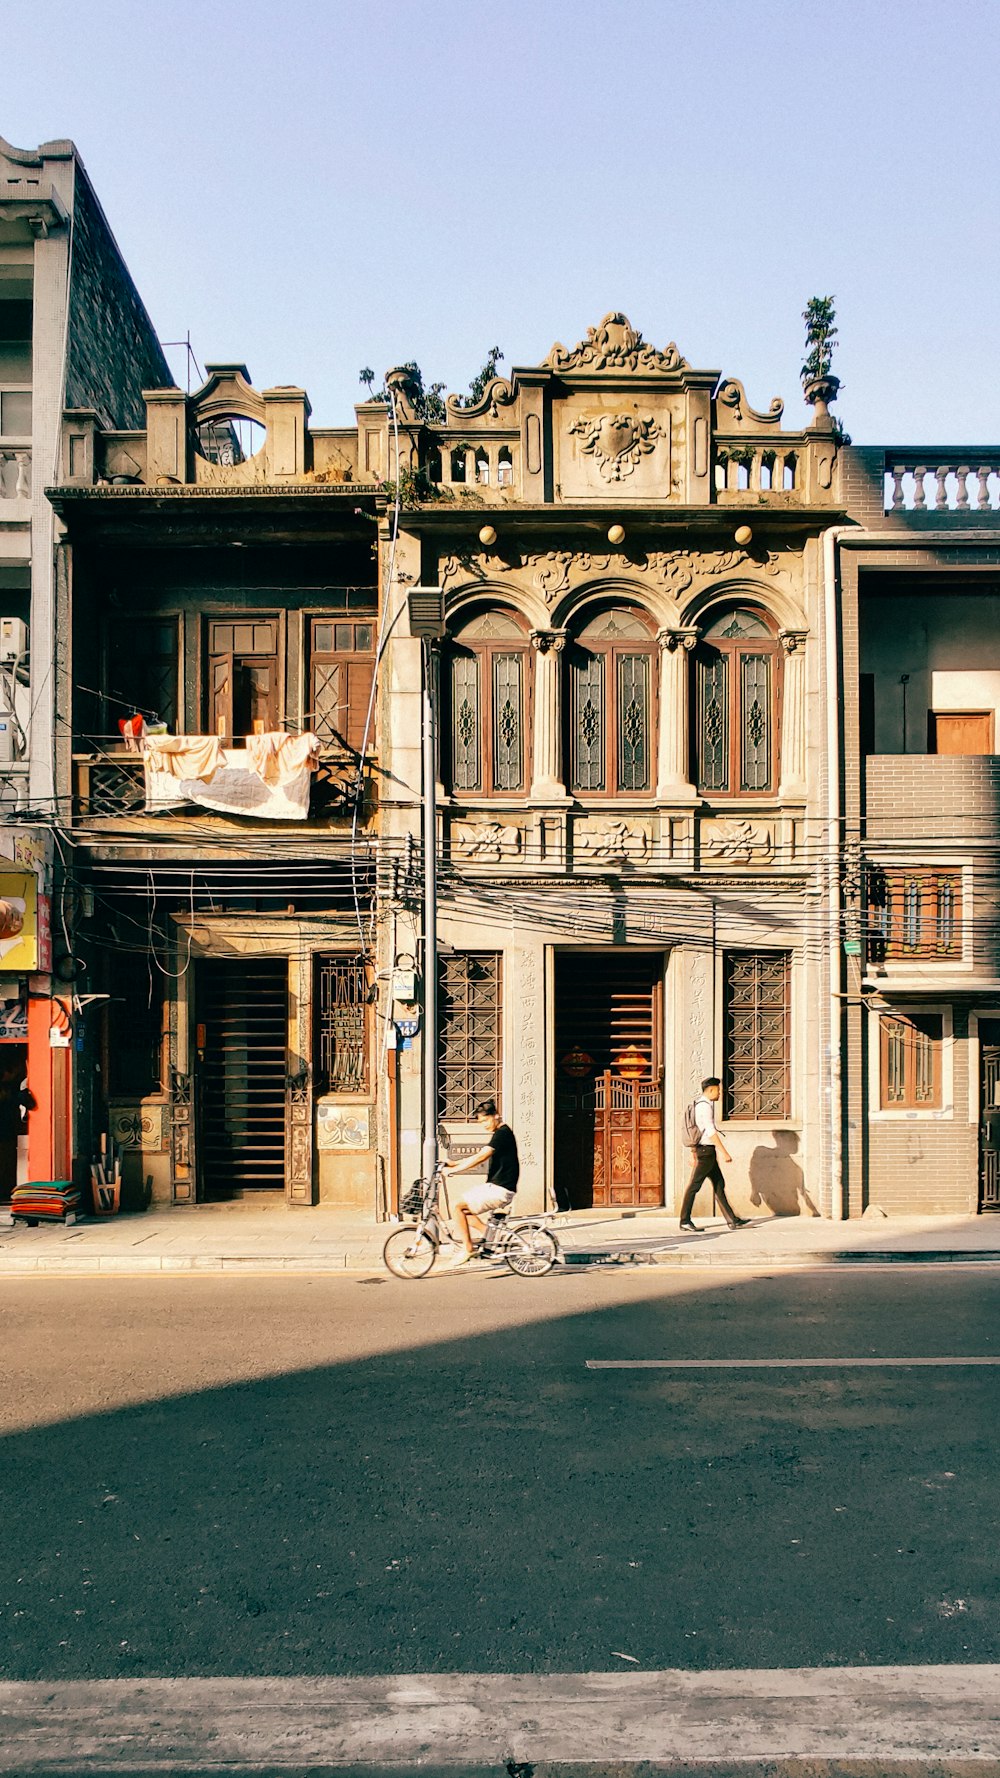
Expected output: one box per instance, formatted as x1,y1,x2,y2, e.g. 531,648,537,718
447,609,529,795
866,868,962,960
314,956,369,1093
694,607,779,796
879,1013,942,1109
723,951,791,1119
438,951,502,1120
568,607,655,796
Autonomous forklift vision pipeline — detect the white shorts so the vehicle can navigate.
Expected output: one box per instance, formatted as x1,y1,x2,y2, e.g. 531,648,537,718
458,1183,514,1216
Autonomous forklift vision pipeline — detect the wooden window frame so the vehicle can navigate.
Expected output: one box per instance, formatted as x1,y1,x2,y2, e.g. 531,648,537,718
308,616,376,755
438,951,503,1121
203,613,283,741
445,618,531,798
867,867,963,960
567,612,657,800
879,1012,943,1110
314,954,371,1095
722,949,792,1120
693,609,782,798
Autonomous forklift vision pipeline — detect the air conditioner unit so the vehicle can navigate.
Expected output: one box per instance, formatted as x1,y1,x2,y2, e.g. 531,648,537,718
0,771,25,813
0,618,27,662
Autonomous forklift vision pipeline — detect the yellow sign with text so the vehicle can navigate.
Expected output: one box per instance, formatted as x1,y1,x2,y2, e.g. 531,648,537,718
0,872,41,973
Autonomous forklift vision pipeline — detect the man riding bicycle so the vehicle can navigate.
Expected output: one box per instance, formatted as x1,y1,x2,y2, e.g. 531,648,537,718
442,1098,519,1264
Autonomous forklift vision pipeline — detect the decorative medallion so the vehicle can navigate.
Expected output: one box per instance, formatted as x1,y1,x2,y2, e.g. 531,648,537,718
544,312,688,375
569,412,663,482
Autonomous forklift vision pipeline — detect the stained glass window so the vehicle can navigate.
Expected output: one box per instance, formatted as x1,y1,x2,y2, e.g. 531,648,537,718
569,607,655,796
694,608,779,796
723,951,791,1119
451,652,481,791
571,652,605,791
447,609,529,796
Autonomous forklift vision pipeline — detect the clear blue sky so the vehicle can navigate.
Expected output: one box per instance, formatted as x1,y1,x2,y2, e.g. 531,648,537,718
4,0,998,442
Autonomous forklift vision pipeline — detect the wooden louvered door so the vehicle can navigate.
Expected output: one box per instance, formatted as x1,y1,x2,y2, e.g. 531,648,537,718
554,952,664,1210
197,959,287,1197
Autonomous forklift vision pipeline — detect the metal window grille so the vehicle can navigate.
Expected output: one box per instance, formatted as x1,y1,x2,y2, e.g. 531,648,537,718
723,951,791,1119
315,956,369,1093
617,653,649,791
867,870,962,958
438,951,502,1120
879,1013,943,1109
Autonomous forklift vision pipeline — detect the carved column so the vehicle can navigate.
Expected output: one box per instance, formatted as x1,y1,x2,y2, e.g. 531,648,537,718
656,628,699,802
529,630,570,800
778,630,809,798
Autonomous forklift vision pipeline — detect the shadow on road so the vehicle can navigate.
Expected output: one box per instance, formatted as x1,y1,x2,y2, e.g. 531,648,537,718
1,1268,998,1684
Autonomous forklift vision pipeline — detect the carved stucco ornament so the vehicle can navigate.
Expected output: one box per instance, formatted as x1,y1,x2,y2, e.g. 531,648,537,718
701,818,774,865
576,820,651,866
453,819,523,863
569,412,662,482
716,378,784,429
544,312,688,375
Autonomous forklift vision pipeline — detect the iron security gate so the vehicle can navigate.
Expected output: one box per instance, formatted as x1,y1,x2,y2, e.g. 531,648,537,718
981,1021,1000,1212
198,958,287,1196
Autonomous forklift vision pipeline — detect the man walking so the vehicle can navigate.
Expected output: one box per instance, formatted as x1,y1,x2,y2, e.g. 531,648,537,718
679,1077,749,1232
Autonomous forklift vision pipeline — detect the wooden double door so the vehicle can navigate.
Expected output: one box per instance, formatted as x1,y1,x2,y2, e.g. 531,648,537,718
554,952,664,1210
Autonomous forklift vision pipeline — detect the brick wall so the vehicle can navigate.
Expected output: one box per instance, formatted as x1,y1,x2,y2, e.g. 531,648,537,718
65,164,172,429
865,756,1000,837
867,1008,978,1214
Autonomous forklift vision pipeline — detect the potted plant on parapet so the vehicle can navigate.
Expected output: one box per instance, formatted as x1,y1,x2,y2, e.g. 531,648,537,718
801,295,841,422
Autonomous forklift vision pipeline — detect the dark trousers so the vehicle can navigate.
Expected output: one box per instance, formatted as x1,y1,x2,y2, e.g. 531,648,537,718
679,1145,740,1227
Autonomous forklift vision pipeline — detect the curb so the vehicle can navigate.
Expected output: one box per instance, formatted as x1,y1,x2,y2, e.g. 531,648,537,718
2,1248,1000,1276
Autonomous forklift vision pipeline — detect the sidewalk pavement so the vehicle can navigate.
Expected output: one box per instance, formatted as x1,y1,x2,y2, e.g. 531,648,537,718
1,1202,999,1274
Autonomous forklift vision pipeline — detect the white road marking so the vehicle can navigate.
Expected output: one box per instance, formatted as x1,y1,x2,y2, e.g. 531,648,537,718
2,1666,1000,1770
586,1355,1000,1368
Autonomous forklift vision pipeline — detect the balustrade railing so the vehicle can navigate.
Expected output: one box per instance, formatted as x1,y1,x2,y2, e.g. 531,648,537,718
0,447,31,501
715,446,797,495
884,451,1000,513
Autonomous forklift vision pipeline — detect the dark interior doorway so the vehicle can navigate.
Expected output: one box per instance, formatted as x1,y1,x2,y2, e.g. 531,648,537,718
553,951,663,1211
980,1019,1000,1213
197,958,287,1197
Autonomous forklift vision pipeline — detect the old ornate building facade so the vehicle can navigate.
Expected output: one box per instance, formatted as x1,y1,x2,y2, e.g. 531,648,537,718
2,142,998,1225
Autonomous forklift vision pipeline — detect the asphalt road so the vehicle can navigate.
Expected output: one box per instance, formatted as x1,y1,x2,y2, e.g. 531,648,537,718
1,1267,998,1684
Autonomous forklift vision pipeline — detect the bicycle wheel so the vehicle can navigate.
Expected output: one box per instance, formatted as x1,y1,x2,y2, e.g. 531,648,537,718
503,1222,559,1277
383,1225,437,1278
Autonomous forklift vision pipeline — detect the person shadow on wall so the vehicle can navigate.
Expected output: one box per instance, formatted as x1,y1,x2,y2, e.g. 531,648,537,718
748,1130,820,1217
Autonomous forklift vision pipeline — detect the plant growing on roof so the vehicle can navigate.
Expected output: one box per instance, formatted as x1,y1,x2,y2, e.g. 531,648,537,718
801,296,839,384
453,346,505,410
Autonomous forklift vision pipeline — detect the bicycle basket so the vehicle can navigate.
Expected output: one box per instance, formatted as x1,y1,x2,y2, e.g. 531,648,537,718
400,1178,425,1216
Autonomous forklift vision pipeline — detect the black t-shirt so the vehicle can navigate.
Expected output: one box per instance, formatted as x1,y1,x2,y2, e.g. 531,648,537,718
486,1123,519,1191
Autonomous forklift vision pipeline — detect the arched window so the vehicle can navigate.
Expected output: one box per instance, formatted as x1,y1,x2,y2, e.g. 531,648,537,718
567,607,656,796
694,606,780,795
446,608,530,796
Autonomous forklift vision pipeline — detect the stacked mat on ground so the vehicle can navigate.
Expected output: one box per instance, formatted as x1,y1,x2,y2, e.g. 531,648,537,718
10,1181,80,1222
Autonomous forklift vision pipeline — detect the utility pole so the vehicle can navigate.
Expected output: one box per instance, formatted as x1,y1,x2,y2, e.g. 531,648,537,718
406,588,446,1180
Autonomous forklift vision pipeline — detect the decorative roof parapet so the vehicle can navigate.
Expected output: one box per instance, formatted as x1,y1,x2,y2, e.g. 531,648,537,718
543,311,688,376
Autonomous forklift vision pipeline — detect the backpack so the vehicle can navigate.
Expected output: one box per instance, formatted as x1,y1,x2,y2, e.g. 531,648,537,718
683,1101,703,1148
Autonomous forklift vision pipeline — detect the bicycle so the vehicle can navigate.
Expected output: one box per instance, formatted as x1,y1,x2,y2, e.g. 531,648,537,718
383,1166,561,1279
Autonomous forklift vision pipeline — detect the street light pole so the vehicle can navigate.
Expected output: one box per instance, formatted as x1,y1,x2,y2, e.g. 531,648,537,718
406,587,446,1182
